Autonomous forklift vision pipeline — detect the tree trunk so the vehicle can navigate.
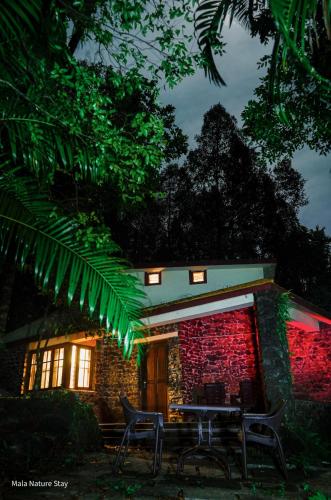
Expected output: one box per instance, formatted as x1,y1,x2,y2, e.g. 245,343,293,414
0,260,16,336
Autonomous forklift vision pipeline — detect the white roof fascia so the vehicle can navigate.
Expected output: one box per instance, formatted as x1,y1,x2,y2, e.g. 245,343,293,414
141,293,254,328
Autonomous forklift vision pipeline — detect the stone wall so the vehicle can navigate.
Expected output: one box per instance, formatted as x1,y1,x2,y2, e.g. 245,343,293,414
254,289,293,410
92,339,140,422
0,342,26,395
288,325,331,402
177,308,261,404
167,336,183,421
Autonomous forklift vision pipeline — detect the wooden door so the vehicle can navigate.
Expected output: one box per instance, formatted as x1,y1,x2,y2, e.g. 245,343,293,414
143,341,168,419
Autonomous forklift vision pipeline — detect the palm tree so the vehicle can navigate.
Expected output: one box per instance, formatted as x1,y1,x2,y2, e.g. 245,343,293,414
0,1,146,359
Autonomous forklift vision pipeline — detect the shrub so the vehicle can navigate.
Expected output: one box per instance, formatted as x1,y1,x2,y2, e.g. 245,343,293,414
0,390,101,482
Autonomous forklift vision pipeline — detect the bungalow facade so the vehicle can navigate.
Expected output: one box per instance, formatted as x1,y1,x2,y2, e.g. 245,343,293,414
2,260,331,422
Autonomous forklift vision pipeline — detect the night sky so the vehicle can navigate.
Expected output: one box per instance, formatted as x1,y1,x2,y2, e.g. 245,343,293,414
160,21,331,235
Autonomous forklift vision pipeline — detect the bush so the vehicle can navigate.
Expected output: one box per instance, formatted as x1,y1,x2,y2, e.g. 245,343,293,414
0,390,101,482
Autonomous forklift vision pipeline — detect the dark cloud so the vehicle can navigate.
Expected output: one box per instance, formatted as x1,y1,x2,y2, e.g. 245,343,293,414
160,22,331,234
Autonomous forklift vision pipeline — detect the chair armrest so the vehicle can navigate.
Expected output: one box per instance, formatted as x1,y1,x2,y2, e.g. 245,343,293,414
242,415,279,433
135,410,164,427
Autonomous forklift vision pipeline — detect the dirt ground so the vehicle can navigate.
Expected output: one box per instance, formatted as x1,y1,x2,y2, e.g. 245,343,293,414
3,446,331,499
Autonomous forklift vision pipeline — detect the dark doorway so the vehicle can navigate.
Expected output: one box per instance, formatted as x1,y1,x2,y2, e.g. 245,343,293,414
142,341,168,420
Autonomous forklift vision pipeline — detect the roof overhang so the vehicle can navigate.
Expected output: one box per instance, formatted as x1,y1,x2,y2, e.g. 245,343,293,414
141,293,255,328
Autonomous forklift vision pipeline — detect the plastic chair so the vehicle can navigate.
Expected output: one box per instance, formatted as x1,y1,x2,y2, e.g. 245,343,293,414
241,399,288,479
113,395,164,476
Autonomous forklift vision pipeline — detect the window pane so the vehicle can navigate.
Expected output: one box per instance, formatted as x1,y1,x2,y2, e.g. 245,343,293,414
52,348,64,387
40,350,52,389
77,348,91,388
192,271,205,283
148,273,160,285
69,345,77,389
28,353,37,390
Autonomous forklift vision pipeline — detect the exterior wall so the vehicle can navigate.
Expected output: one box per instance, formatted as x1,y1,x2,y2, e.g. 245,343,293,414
130,265,268,307
287,325,331,402
0,342,26,395
177,308,260,404
91,340,140,422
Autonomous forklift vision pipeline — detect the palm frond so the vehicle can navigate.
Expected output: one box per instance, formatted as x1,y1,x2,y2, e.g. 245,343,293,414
0,170,145,358
0,0,40,53
195,0,229,85
195,0,269,85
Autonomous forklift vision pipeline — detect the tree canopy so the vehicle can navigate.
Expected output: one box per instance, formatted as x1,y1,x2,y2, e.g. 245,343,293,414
113,104,331,311
0,0,199,358
194,0,331,159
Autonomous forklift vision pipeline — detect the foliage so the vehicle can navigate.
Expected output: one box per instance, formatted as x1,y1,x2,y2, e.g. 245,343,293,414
0,391,101,480
0,1,197,356
194,0,331,93
242,55,331,162
276,292,291,347
112,104,331,311
284,420,331,472
194,0,331,151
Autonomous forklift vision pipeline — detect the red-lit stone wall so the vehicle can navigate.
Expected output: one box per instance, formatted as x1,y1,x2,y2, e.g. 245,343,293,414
287,325,331,402
177,308,260,403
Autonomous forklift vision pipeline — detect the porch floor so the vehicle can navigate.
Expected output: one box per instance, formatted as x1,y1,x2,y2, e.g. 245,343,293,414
4,446,331,499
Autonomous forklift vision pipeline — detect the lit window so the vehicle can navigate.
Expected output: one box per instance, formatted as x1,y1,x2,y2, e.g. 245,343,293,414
145,271,161,286
69,345,93,389
40,350,52,389
52,348,64,387
25,344,93,392
28,353,37,390
69,345,77,389
189,270,207,284
78,348,91,388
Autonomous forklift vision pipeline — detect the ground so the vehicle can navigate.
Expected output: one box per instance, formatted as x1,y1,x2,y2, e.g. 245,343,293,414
3,446,331,499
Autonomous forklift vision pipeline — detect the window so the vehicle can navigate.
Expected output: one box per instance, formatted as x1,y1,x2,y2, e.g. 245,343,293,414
69,345,93,389
25,344,93,392
145,271,162,286
189,270,207,284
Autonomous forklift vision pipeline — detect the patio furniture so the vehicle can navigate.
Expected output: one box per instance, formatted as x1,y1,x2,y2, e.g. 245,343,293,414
240,399,288,479
231,380,258,410
169,403,242,478
113,395,164,476
239,379,257,410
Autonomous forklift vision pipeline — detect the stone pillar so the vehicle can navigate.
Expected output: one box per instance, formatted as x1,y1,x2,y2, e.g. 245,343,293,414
254,289,293,411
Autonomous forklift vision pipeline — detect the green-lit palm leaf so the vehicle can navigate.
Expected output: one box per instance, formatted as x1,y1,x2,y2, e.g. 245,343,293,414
0,0,40,49
269,0,331,99
0,171,145,358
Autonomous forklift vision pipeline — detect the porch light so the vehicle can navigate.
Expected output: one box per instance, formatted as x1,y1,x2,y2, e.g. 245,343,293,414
190,270,207,284
145,271,162,286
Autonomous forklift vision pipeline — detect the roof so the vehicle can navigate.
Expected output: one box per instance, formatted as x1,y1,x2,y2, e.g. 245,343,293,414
142,279,331,324
4,278,331,345
131,259,276,270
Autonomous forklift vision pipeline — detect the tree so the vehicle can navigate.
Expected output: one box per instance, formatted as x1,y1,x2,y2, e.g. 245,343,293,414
0,1,199,357
242,55,331,162
112,104,331,311
194,0,331,154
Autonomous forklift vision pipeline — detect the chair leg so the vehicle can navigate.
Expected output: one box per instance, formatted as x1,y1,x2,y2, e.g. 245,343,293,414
113,427,129,473
152,426,160,476
241,426,248,480
157,438,163,470
275,434,288,480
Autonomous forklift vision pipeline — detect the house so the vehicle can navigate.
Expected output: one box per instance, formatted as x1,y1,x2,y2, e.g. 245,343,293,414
2,260,331,422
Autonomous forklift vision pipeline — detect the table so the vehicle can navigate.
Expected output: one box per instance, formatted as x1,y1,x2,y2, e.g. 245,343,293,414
169,403,242,478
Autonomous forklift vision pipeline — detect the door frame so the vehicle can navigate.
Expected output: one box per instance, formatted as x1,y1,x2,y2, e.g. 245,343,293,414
141,339,169,419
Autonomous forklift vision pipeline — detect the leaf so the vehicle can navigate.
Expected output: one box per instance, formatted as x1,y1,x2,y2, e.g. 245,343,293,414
0,169,146,358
